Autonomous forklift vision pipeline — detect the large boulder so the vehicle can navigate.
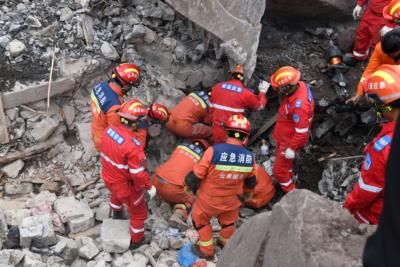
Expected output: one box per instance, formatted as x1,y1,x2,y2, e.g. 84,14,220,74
218,189,370,267
267,0,353,19
165,0,265,78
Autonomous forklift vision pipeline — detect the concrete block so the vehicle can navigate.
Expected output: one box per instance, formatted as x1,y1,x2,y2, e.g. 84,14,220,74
29,117,59,142
4,183,33,196
101,219,130,253
54,196,94,233
1,160,24,178
4,209,32,226
76,123,97,162
0,249,24,266
19,214,57,248
78,237,100,260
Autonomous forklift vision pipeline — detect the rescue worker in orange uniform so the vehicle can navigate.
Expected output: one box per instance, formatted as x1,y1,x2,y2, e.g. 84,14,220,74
380,0,400,35
244,164,275,209
185,114,257,258
151,139,210,230
349,0,390,62
91,63,169,149
210,65,269,143
344,64,400,224
99,100,157,247
166,90,212,139
270,66,314,192
348,28,400,103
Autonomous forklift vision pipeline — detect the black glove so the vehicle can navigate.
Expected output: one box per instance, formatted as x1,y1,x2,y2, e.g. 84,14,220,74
184,171,201,194
244,175,257,189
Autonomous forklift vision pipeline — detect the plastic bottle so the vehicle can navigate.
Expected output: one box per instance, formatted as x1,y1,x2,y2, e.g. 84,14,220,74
260,139,269,156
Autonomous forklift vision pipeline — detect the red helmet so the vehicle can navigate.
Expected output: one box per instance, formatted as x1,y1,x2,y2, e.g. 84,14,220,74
383,0,400,21
192,139,211,149
224,114,251,136
118,99,148,121
270,66,301,91
148,103,169,122
113,63,141,86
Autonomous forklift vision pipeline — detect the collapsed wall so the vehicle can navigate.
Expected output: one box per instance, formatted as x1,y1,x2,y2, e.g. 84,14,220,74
165,0,266,78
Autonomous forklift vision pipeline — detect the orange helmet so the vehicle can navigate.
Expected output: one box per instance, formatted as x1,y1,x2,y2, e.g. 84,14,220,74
383,0,400,21
270,66,301,90
113,63,141,86
148,103,169,122
225,114,251,136
366,64,400,104
192,139,210,150
118,99,148,121
231,65,245,81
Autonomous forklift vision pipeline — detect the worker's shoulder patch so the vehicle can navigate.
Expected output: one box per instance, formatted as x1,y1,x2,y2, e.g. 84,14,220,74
106,128,125,145
364,153,372,171
293,113,300,123
295,99,302,108
306,83,313,103
373,134,392,152
221,83,243,93
131,137,141,147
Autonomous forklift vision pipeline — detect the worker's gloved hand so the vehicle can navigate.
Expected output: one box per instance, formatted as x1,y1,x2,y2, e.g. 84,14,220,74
145,185,157,201
380,25,393,37
282,148,295,159
345,94,363,105
352,5,363,20
258,80,270,94
184,171,201,194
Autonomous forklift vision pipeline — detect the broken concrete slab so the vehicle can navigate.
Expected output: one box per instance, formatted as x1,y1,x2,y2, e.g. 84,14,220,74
0,249,24,266
78,237,100,260
22,249,45,267
76,122,97,162
29,117,59,142
54,196,94,233
101,219,130,253
54,236,79,264
4,183,33,196
2,79,76,109
19,214,57,248
166,0,265,78
4,209,32,226
1,160,24,178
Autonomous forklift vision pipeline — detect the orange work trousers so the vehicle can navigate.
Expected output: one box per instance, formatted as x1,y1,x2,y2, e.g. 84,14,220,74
191,196,239,256
151,175,194,209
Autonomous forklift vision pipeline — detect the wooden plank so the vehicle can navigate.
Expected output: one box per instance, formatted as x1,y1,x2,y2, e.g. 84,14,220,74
0,135,63,165
2,78,76,109
249,114,278,145
0,95,9,144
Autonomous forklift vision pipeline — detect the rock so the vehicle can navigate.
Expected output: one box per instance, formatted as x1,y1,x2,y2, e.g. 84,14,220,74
77,123,97,162
39,181,60,193
0,210,7,238
54,196,95,233
161,37,177,51
143,241,162,258
23,249,45,267
114,251,134,267
94,251,112,263
6,39,26,57
78,237,100,260
94,204,110,222
337,28,356,53
0,35,11,49
221,39,247,65
60,7,74,21
314,118,336,139
166,0,265,77
0,249,24,266
157,251,177,266
54,237,79,264
361,108,377,124
101,42,119,60
29,117,59,142
239,207,255,218
219,190,365,267
125,25,147,43
101,219,130,253
24,15,42,28
129,253,148,267
4,209,31,226
1,160,24,178
19,214,57,248
168,236,183,250
63,105,76,127
4,183,33,196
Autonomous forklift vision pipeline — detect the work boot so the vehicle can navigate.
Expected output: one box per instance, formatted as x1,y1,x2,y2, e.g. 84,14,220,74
169,209,189,231
130,232,152,250
191,244,214,261
111,210,125,220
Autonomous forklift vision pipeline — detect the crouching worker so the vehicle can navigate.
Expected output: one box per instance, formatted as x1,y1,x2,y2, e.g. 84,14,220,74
185,114,257,259
151,139,210,230
99,100,157,248
244,164,275,209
